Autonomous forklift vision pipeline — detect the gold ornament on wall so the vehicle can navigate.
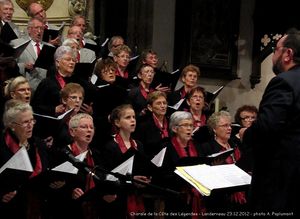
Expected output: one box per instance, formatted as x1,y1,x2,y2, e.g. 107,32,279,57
68,0,86,16
16,0,54,12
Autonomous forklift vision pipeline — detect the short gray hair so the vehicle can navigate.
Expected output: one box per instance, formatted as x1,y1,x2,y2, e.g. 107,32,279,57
169,111,192,135
3,100,32,128
69,113,93,129
207,110,231,130
54,45,76,66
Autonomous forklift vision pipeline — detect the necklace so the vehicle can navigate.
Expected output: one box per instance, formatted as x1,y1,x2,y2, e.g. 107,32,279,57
20,142,30,150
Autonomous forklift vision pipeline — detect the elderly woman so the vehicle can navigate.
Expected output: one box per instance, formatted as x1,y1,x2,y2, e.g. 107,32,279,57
139,49,173,92
186,86,209,129
47,82,85,148
167,64,200,111
128,64,156,116
158,111,206,218
112,44,136,89
134,90,169,157
4,76,32,103
233,105,258,174
0,100,49,218
30,46,76,141
91,58,129,147
46,113,117,219
234,105,258,129
201,110,247,212
31,45,76,117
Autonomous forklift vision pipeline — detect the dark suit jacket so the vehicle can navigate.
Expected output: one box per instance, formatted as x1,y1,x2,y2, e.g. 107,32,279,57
244,65,300,212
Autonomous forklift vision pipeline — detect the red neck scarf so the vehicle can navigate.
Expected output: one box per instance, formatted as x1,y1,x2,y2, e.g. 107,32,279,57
115,68,128,79
114,134,144,216
221,145,241,164
55,72,66,89
152,114,169,138
192,113,206,128
171,136,206,218
4,130,42,178
70,143,95,191
114,133,137,154
139,84,153,100
171,136,198,158
180,88,187,99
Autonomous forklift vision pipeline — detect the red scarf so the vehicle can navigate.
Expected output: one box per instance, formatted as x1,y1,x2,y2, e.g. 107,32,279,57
192,113,207,128
180,88,187,99
114,133,145,216
115,68,128,79
55,72,66,89
171,136,198,158
5,130,42,178
152,114,169,139
70,143,95,191
171,136,206,218
222,146,241,164
114,133,137,154
139,84,153,100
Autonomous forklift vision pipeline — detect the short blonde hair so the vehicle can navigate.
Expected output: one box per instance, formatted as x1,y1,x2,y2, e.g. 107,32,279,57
4,76,30,98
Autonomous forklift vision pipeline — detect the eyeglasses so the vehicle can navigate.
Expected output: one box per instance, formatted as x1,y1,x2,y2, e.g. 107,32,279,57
177,123,194,129
68,96,83,101
217,123,232,129
241,116,256,122
13,119,36,128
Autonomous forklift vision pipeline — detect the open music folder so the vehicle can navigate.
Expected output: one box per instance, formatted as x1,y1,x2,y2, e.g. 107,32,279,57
42,22,65,42
175,163,251,196
0,147,33,195
106,156,134,182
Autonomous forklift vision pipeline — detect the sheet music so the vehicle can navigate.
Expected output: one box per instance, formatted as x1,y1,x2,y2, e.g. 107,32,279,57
101,37,109,47
33,108,74,120
207,148,234,158
90,73,98,84
97,84,110,89
0,147,33,173
171,69,180,74
175,164,251,196
106,156,134,181
168,98,185,110
213,86,224,95
52,151,88,174
151,147,167,167
130,55,139,61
